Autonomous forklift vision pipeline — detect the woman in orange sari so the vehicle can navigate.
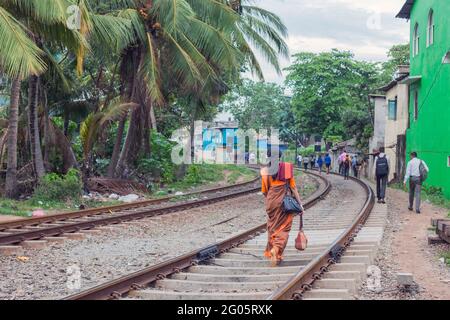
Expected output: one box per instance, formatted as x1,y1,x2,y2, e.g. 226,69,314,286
261,161,303,266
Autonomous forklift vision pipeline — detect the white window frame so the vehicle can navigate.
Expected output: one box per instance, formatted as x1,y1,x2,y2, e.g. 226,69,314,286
427,9,434,47
413,23,420,56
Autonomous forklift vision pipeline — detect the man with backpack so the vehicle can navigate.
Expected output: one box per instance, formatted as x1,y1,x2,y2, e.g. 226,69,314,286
404,152,429,214
373,147,389,204
325,153,332,174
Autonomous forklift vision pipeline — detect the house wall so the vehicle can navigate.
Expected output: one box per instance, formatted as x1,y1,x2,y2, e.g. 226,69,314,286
408,0,450,198
384,83,409,181
368,96,387,179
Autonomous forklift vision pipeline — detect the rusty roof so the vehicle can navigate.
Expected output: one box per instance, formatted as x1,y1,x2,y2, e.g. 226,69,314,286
396,0,415,19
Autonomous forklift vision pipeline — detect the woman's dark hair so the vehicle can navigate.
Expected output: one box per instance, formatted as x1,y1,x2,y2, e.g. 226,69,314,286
411,151,418,158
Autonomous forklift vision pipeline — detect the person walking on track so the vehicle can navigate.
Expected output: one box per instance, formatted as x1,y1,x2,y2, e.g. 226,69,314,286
303,155,309,170
343,154,351,180
310,155,316,171
316,154,324,175
325,153,332,174
373,147,389,204
261,160,303,267
352,155,359,178
297,154,302,168
338,150,347,175
404,151,429,214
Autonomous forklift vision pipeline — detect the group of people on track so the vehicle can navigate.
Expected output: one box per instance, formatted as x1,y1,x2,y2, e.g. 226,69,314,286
261,147,430,267
297,153,332,174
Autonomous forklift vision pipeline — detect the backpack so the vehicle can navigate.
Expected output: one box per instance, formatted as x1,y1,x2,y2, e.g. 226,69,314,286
419,160,428,182
375,156,389,176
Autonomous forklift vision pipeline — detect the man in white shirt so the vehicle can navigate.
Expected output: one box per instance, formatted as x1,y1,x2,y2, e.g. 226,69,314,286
297,154,303,167
404,151,429,214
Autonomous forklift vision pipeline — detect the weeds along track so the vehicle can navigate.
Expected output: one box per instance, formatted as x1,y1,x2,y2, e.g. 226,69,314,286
0,174,262,248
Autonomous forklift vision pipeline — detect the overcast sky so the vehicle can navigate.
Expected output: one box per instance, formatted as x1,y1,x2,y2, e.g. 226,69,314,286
254,0,410,83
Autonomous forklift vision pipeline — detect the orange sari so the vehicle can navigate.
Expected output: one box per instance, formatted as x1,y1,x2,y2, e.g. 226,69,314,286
261,168,300,262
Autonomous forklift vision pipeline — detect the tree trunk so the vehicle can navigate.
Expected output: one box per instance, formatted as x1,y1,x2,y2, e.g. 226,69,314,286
149,101,157,131
63,111,70,137
115,107,141,178
5,77,21,198
42,88,50,169
107,115,126,178
28,75,45,179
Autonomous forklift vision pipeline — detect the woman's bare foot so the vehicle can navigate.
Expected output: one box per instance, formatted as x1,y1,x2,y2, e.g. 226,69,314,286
270,248,279,267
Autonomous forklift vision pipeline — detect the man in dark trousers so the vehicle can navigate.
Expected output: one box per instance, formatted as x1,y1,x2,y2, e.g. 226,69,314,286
373,147,389,204
404,151,429,214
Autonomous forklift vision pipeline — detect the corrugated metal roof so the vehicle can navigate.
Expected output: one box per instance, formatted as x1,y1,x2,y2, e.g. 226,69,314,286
396,0,415,19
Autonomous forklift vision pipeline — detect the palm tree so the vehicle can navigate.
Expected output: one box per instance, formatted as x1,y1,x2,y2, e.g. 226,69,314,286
0,0,135,196
104,0,244,177
0,2,46,197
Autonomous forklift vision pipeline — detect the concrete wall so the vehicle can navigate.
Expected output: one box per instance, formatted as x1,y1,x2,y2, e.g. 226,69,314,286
384,83,409,181
368,96,387,179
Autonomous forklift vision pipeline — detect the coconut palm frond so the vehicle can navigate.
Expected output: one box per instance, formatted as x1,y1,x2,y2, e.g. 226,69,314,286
140,34,164,105
241,5,288,37
152,0,195,35
3,0,69,24
0,6,46,78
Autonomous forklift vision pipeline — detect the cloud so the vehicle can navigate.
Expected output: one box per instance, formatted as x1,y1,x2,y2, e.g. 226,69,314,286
250,0,410,83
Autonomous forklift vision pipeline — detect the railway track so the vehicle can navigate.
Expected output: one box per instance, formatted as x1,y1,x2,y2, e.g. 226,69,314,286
65,171,377,300
0,176,261,249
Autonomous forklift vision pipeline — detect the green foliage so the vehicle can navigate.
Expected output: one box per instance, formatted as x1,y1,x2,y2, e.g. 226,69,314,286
137,131,176,183
285,50,380,151
298,146,315,157
31,169,82,203
0,199,32,216
380,44,410,84
441,252,450,266
221,79,289,130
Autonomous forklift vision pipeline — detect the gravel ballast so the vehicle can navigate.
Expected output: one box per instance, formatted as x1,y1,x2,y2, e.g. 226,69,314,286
0,173,318,300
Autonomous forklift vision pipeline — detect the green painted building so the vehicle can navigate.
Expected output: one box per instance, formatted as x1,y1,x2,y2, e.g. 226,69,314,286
397,0,450,198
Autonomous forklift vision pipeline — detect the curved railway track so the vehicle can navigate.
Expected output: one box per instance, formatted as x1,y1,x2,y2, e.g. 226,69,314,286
0,176,262,247
64,171,376,300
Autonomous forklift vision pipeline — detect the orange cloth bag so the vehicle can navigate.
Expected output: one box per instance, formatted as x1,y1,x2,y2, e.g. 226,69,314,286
295,214,308,251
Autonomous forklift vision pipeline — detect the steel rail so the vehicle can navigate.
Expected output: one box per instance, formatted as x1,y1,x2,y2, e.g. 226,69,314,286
267,173,375,300
0,183,262,246
64,170,331,300
0,176,260,232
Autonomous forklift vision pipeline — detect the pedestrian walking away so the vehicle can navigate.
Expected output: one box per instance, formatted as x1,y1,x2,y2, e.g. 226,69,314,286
343,154,351,180
310,155,315,170
352,155,358,178
404,151,430,214
261,161,303,266
297,154,302,168
317,154,324,175
325,153,332,174
303,155,309,171
338,150,347,175
373,147,389,204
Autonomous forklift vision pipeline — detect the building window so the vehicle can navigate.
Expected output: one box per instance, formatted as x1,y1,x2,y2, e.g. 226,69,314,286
427,10,434,47
388,99,397,120
413,23,420,56
414,91,419,120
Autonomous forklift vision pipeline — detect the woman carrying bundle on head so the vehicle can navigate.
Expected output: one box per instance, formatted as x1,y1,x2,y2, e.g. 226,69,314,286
260,159,304,266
